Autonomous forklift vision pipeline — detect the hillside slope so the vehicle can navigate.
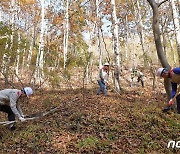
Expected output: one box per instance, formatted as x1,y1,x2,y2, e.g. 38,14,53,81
0,84,179,153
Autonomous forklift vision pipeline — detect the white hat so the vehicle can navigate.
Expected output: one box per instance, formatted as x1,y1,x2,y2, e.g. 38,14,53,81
23,87,33,97
104,63,109,66
156,68,165,76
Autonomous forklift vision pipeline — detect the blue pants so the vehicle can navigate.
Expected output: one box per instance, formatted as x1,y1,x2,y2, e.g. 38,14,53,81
97,80,107,96
176,95,180,114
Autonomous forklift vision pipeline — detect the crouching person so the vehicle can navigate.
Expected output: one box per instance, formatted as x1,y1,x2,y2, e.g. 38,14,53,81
137,70,144,87
0,87,33,131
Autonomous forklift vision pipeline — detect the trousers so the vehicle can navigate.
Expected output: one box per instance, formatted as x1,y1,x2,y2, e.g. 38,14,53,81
0,105,15,121
97,80,107,96
176,95,180,114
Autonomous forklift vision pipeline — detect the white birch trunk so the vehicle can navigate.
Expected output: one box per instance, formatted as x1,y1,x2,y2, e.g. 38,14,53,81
96,0,102,69
124,15,129,65
21,41,27,74
134,1,148,66
0,9,2,22
15,32,21,81
171,0,180,64
27,26,35,68
169,37,176,66
10,0,15,50
111,0,121,91
63,0,69,69
35,0,45,82
2,32,9,75
27,39,33,68
132,34,136,67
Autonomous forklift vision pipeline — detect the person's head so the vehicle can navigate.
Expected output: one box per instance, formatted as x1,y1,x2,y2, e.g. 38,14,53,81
156,68,169,78
103,63,109,71
21,87,33,98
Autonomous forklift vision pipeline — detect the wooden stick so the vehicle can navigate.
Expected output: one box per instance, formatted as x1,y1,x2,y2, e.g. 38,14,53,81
1,117,39,126
0,97,79,126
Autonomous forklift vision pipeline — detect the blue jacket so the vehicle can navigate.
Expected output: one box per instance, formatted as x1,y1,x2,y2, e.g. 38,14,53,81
170,68,180,98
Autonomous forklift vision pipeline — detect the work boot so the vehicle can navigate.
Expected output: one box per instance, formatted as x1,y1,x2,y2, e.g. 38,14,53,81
9,124,16,131
162,106,171,113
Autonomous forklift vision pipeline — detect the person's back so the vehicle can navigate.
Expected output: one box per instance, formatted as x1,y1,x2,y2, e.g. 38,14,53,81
0,89,21,105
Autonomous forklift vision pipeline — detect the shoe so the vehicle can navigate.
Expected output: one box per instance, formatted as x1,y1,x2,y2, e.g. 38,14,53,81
9,124,16,131
162,106,171,113
10,126,16,131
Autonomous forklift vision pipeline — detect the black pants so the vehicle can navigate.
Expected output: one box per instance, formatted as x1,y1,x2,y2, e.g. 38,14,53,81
176,95,180,114
137,76,144,87
0,105,15,121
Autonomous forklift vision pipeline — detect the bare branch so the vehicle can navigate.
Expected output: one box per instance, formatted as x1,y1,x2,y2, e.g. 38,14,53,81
158,0,169,7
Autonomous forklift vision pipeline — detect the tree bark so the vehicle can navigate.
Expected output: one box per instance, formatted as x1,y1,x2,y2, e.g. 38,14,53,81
35,0,45,83
147,0,171,100
63,0,69,69
170,0,180,65
95,0,103,68
111,0,121,92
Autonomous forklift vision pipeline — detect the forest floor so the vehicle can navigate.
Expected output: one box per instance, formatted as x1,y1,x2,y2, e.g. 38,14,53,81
0,69,180,153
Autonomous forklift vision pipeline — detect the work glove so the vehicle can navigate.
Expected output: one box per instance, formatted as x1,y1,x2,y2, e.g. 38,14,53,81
19,117,26,122
162,106,171,113
168,99,174,106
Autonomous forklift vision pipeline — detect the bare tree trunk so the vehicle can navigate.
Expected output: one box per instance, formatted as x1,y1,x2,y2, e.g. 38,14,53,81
124,15,129,65
21,40,27,74
147,0,171,100
10,0,15,51
168,34,176,66
96,0,103,68
0,8,2,22
28,25,36,68
111,0,121,92
133,0,148,67
15,32,20,81
35,0,45,84
63,0,69,69
170,0,180,65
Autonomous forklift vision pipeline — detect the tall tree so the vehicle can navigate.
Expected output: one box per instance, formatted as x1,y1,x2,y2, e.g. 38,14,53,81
170,0,180,65
35,0,45,83
63,0,69,69
95,0,103,69
111,0,121,92
133,0,148,66
147,0,171,100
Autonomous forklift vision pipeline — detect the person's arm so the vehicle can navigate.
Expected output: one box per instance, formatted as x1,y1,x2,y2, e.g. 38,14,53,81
17,103,24,118
9,93,24,121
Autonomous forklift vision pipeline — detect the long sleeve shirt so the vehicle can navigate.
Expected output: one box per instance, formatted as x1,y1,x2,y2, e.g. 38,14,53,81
0,89,23,119
99,68,109,84
169,68,180,98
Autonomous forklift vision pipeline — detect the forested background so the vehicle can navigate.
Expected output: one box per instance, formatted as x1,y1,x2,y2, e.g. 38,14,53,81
0,0,180,153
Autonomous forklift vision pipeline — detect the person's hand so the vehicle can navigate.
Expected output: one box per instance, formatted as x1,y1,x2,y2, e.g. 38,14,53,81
21,114,25,118
168,99,174,106
19,117,26,122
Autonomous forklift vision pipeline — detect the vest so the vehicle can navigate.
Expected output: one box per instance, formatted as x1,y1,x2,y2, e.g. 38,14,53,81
170,72,180,84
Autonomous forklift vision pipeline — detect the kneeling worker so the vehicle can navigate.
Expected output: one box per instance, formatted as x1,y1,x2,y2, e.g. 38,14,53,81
156,67,180,114
0,87,33,130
